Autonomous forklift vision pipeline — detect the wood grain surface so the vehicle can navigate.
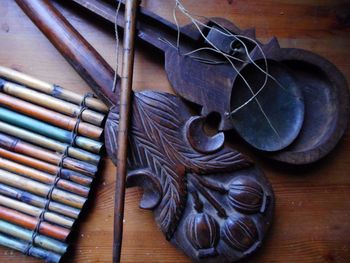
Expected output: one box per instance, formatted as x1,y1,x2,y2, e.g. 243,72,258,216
0,0,349,262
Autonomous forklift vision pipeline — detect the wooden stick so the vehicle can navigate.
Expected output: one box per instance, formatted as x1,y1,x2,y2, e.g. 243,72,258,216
114,0,139,262
0,92,103,139
0,205,69,241
0,168,86,209
14,0,117,107
0,148,92,186
0,65,108,113
0,133,97,176
0,121,100,165
0,183,80,219
0,233,61,263
0,195,74,228
0,157,89,197
0,79,105,126
0,107,103,153
0,219,68,255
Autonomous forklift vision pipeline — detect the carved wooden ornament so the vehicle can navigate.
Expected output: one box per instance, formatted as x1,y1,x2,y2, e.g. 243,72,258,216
105,91,274,262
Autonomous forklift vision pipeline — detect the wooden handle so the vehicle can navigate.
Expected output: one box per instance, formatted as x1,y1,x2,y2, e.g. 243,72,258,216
15,0,117,107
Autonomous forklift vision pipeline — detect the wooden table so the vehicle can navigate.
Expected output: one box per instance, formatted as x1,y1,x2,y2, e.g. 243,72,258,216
0,0,349,262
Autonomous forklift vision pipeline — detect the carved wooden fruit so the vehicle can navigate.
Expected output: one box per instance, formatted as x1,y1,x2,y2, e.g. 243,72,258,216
186,213,219,258
221,215,259,253
227,177,267,214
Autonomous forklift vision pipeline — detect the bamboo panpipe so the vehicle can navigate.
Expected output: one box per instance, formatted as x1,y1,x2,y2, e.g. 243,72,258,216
0,205,69,241
0,148,92,186
0,133,97,176
0,219,67,254
0,184,80,219
0,119,101,163
0,195,74,228
0,169,86,209
0,92,103,139
0,78,105,126
0,157,89,197
0,233,61,263
0,107,103,153
0,220,67,255
0,65,108,113
0,122,100,165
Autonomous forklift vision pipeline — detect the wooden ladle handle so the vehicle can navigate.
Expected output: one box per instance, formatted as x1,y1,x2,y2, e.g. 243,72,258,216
15,0,117,107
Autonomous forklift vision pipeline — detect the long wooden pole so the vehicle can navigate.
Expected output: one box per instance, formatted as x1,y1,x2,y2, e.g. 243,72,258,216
114,0,139,262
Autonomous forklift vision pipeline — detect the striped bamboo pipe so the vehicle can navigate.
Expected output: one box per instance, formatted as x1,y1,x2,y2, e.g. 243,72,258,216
0,157,89,197
0,133,98,177
0,78,105,126
0,195,74,228
0,148,92,186
0,169,86,209
0,219,68,254
0,233,61,263
0,205,70,241
0,107,103,153
0,120,101,164
0,65,108,113
0,92,103,139
0,184,80,219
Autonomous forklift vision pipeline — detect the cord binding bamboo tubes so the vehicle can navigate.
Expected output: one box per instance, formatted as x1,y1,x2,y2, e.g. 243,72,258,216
0,65,107,262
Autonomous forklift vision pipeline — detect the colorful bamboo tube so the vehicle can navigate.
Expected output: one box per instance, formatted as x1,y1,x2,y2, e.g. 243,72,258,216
0,233,61,263
0,184,80,219
0,157,89,197
0,121,100,165
0,107,103,153
0,79,105,126
0,133,97,177
0,169,86,209
0,92,103,139
0,195,74,228
0,65,108,113
0,219,67,255
0,148,92,186
0,205,69,241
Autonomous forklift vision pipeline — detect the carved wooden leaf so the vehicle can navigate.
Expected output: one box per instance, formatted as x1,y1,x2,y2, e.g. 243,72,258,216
130,92,187,239
134,92,252,174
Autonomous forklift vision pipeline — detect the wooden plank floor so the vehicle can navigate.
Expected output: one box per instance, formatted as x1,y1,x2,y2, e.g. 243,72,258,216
0,0,349,262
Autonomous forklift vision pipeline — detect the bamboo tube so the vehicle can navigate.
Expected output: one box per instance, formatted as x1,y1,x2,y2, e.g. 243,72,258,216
0,220,68,255
0,157,89,197
0,195,74,228
0,92,103,139
0,184,80,219
0,148,92,186
0,110,102,156
0,121,100,165
0,107,103,153
0,205,69,241
0,133,97,177
0,79,105,126
0,233,61,263
0,169,86,209
0,65,108,113
114,1,139,262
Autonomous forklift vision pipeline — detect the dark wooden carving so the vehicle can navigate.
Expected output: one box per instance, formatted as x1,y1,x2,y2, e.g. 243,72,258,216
105,91,274,262
69,0,349,165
